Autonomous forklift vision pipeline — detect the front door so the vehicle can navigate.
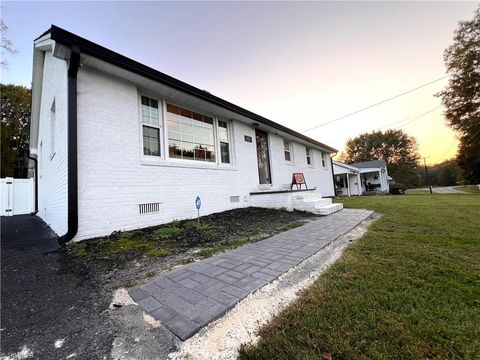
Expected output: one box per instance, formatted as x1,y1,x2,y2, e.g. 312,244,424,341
255,130,271,184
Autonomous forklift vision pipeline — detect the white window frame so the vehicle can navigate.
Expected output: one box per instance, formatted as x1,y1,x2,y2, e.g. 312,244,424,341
139,94,163,159
321,151,328,168
165,102,217,163
217,119,233,165
306,147,313,167
137,92,236,169
284,139,294,163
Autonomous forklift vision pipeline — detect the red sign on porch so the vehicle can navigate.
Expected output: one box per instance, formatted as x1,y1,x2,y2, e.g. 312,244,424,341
291,173,307,190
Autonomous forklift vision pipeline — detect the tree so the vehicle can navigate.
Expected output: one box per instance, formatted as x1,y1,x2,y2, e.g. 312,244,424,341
340,129,421,187
416,159,464,187
1,19,17,68
437,6,480,184
1,84,31,178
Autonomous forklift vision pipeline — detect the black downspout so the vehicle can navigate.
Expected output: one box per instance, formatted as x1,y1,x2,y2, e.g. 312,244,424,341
58,46,80,245
26,151,38,215
330,154,337,198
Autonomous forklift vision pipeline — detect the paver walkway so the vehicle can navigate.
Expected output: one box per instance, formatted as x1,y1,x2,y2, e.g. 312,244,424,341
129,208,374,340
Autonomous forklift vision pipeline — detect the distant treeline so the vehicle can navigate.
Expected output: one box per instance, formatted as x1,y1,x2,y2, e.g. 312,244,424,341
415,159,464,188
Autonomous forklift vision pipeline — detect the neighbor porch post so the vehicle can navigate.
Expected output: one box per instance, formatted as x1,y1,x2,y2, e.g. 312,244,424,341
357,173,362,195
346,173,351,197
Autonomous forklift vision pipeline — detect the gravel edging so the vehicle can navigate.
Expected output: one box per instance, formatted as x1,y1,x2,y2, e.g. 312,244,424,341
168,213,379,360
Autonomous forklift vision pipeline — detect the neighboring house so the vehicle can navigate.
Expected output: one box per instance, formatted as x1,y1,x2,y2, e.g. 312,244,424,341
28,26,341,242
333,160,391,196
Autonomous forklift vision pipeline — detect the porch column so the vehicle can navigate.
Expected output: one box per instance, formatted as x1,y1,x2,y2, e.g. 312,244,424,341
379,170,383,191
346,173,351,197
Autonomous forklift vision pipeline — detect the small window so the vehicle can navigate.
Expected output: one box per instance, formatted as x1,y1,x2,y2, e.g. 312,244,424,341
321,152,328,168
306,148,312,166
50,100,56,159
141,96,161,157
284,140,292,162
218,120,230,164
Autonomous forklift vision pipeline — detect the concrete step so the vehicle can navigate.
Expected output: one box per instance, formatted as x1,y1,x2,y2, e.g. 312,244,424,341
313,203,344,215
292,198,332,208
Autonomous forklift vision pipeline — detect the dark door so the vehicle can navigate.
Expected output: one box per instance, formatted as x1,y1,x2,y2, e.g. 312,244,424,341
255,130,271,184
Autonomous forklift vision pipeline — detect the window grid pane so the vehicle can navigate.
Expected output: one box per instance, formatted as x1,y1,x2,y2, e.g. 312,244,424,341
284,140,291,161
143,125,160,157
167,104,216,162
141,96,159,126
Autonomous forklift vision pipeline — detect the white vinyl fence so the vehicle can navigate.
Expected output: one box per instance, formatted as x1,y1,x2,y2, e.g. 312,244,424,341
0,177,35,216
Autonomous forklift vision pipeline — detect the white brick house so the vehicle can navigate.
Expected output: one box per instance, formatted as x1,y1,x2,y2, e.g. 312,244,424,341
28,26,340,243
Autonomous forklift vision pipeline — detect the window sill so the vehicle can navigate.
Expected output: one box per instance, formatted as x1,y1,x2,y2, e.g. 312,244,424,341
140,157,237,171
285,161,295,166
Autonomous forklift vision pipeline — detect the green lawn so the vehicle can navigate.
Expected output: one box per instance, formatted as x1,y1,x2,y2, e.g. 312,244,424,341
239,194,480,360
454,185,480,194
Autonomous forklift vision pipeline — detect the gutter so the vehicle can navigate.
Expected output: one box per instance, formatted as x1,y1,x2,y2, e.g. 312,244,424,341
26,151,38,215
330,153,337,197
57,46,80,245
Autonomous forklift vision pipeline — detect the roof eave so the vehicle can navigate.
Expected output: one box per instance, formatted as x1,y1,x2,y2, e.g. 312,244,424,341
44,25,337,153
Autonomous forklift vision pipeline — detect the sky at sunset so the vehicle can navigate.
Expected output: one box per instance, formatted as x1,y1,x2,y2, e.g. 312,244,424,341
2,1,478,164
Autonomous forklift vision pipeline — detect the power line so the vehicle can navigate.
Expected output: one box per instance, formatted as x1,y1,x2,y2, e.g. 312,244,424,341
434,127,480,163
326,105,443,143
303,75,450,132
378,105,442,130
436,139,457,163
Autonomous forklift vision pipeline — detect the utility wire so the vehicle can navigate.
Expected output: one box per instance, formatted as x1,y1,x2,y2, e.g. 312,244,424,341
303,75,450,132
378,105,442,130
327,104,443,143
433,127,480,163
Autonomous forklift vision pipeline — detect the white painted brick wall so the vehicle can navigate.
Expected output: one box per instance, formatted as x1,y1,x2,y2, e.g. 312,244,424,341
71,66,335,241
268,134,334,196
37,51,68,236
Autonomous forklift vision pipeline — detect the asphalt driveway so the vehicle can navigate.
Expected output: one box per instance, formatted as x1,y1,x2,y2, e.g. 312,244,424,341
0,215,114,359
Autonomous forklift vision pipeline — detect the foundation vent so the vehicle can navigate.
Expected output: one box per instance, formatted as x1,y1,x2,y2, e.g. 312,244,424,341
139,202,160,215
230,196,240,203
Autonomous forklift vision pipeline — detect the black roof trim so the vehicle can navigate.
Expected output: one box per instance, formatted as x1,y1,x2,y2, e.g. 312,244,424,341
45,25,337,152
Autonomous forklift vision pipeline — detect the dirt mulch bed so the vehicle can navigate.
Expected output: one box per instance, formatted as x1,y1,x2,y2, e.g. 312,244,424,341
63,207,318,289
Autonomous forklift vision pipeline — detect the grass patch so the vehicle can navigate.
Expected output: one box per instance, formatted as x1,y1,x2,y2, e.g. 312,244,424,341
454,185,480,194
406,188,430,194
152,225,182,239
239,193,480,359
